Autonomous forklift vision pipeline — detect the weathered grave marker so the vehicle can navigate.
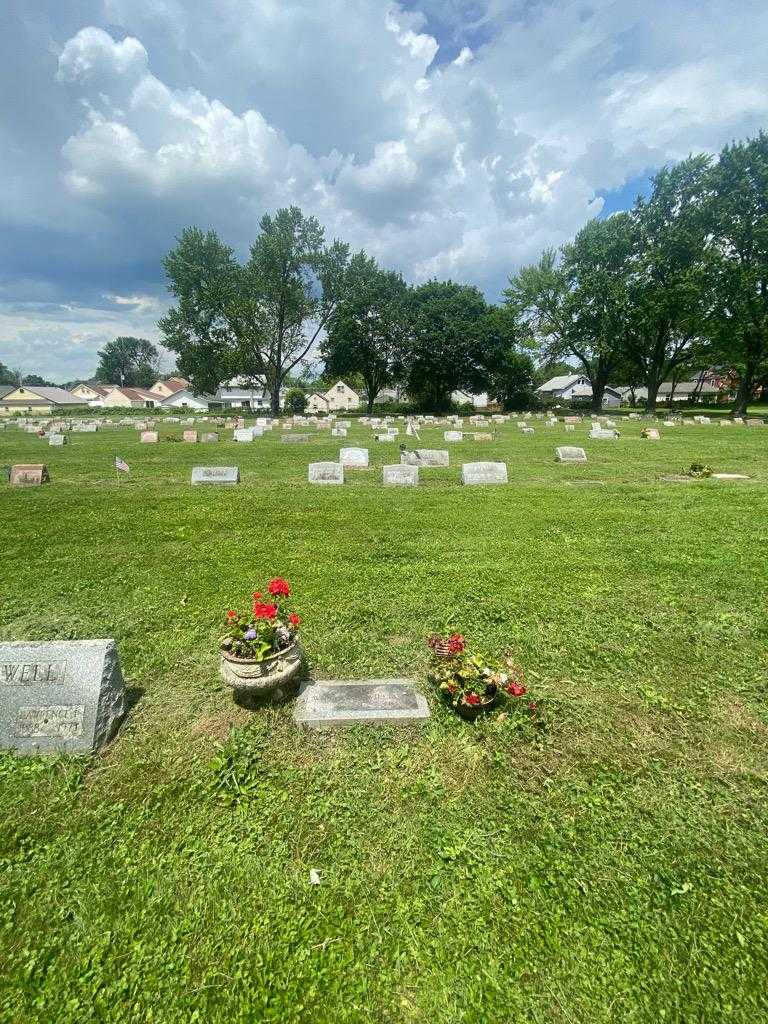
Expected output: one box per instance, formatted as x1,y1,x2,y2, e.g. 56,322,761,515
294,679,430,728
340,447,369,468
555,446,587,463
400,449,449,467
182,430,198,443
308,462,344,485
140,431,158,444
191,466,240,485
461,462,508,485
10,464,49,487
0,640,125,755
383,464,418,486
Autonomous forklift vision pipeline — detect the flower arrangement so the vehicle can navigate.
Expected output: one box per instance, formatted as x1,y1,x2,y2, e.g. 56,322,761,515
427,633,536,722
687,462,713,478
220,578,301,662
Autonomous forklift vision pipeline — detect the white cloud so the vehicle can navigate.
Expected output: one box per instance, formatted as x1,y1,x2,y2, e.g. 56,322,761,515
2,0,768,378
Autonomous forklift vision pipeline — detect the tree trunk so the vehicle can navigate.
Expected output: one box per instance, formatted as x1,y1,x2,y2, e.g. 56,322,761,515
645,378,659,414
731,364,755,417
270,384,281,416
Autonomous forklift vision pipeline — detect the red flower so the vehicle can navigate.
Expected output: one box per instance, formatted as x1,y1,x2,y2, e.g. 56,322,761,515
252,592,262,600
253,602,278,619
268,578,291,597
289,613,301,627
505,682,527,697
447,633,465,654
226,610,237,620
464,692,480,706
447,684,457,694
527,701,538,714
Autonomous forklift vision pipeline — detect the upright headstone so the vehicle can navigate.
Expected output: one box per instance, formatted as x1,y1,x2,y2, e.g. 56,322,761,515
0,639,125,755
191,466,240,485
461,462,508,485
383,464,419,487
282,434,310,443
308,462,344,485
10,465,49,487
182,430,198,443
444,431,463,442
340,447,369,468
48,434,66,446
201,432,219,443
233,428,254,442
140,431,158,444
331,428,348,437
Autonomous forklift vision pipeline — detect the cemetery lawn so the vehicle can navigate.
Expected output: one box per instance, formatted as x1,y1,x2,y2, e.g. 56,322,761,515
2,418,768,1024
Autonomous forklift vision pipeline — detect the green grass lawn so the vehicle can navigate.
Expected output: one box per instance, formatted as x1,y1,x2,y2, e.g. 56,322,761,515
1,417,767,1023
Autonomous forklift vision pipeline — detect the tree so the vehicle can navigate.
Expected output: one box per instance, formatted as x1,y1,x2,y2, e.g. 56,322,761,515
702,132,768,415
22,374,54,387
0,361,19,386
486,348,537,411
284,388,307,414
160,208,351,415
322,254,409,413
624,156,713,412
95,337,160,388
402,280,489,411
505,214,635,413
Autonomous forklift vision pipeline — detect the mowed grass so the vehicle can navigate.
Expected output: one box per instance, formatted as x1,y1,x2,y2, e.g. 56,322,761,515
1,416,767,1023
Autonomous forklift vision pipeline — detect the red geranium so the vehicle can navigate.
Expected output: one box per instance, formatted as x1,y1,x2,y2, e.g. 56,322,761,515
268,578,291,597
253,601,278,619
464,692,480,706
505,682,527,697
289,613,301,627
226,610,237,620
447,633,465,654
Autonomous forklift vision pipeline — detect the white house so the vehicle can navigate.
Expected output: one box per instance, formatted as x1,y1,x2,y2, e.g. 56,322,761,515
537,375,622,408
451,390,489,409
214,384,283,410
306,392,329,414
160,388,213,411
70,383,113,405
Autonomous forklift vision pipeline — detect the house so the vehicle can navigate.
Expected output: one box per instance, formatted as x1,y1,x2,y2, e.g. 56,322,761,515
371,387,402,405
451,390,489,409
536,375,622,408
213,383,282,410
149,376,190,399
102,387,162,409
658,379,722,402
0,385,88,416
161,388,213,411
70,383,113,405
306,392,329,414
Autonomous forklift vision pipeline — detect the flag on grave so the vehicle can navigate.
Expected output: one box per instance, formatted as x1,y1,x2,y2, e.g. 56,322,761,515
115,456,130,474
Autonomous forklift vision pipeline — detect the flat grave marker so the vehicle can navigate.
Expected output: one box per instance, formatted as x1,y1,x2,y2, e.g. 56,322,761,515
555,446,587,463
294,679,430,728
400,449,449,467
282,434,310,443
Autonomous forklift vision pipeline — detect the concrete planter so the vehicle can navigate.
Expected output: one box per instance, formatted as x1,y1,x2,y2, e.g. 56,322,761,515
219,641,303,704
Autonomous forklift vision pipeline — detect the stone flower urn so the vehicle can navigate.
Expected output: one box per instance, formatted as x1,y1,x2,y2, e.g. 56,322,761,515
219,640,303,705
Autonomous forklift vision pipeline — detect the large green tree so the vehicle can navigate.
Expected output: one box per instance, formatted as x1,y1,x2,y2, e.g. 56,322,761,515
95,337,160,388
402,280,489,411
505,214,635,413
0,361,19,386
322,254,409,413
160,208,351,414
702,132,768,415
623,156,713,412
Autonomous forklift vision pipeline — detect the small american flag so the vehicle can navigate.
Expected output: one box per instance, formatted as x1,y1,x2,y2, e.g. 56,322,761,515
115,456,130,474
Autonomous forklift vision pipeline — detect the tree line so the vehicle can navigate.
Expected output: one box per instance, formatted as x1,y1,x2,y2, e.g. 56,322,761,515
150,132,767,415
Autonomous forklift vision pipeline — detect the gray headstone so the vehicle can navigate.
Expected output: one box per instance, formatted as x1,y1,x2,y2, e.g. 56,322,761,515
444,430,463,442
308,462,344,485
461,461,508,485
201,432,219,443
340,447,369,468
48,434,66,446
191,466,240,485
383,464,419,486
555,446,587,463
233,428,253,442
282,434,310,443
400,449,449,467
0,640,126,755
294,678,430,728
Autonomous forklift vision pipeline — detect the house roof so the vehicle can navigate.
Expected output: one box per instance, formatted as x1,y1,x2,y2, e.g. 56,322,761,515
658,381,720,395
161,389,214,404
0,386,13,399
1,386,85,405
155,376,190,394
537,374,583,393
119,387,160,401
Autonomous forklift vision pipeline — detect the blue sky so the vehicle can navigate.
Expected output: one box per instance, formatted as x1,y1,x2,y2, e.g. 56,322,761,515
2,1,767,380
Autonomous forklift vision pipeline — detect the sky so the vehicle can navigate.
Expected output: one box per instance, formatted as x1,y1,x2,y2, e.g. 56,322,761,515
2,1,767,382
